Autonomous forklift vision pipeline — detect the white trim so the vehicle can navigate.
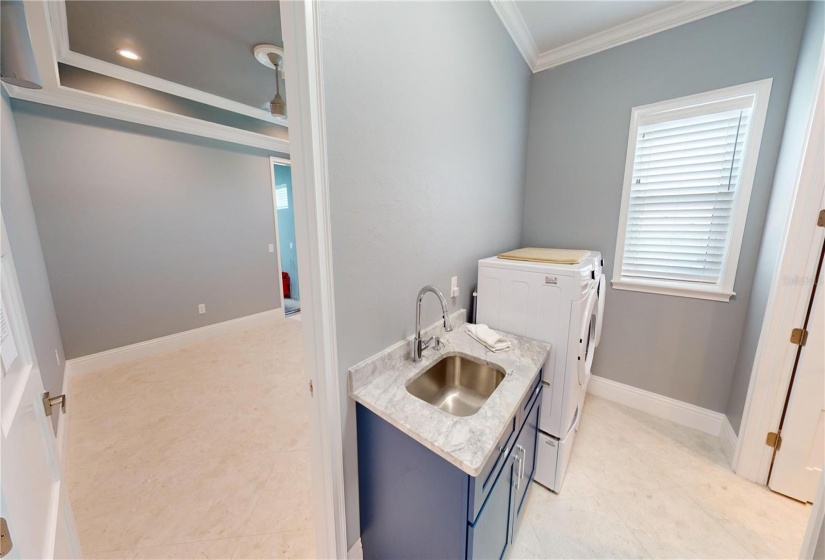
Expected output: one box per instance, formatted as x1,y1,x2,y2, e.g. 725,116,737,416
491,0,750,73
611,79,773,302
532,1,750,72
4,1,289,154
587,374,724,436
280,1,348,557
720,415,739,469
5,83,289,154
800,472,825,559
348,538,364,560
736,69,825,484
611,280,735,302
269,156,288,311
64,310,283,377
46,0,288,126
489,0,538,72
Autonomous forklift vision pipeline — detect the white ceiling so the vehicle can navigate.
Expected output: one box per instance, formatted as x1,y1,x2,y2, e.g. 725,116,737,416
516,1,679,52
494,0,749,72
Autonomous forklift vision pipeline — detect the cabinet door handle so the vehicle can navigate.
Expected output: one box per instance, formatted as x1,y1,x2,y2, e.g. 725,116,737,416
512,453,522,490
515,444,526,479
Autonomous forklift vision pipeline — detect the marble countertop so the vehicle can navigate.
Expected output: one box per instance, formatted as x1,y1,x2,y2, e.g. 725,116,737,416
348,310,550,477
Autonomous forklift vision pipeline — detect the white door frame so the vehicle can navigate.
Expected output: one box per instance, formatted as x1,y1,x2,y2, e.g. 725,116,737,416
268,156,291,315
280,2,349,557
801,472,825,559
734,66,825,483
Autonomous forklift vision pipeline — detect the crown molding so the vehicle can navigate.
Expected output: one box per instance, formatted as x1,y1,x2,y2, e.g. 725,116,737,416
492,0,751,74
490,0,538,72
46,0,289,127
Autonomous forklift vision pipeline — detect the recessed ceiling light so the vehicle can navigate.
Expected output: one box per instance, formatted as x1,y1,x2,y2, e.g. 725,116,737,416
116,49,141,61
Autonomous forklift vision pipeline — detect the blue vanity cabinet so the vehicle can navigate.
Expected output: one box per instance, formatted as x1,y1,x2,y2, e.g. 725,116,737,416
513,390,540,519
466,458,516,560
356,373,542,560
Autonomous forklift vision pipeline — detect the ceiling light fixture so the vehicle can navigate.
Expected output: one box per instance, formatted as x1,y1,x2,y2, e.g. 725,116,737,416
116,49,141,61
253,44,286,119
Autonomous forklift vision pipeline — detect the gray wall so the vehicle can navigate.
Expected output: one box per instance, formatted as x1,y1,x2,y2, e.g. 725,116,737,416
12,101,285,359
726,0,825,434
1,92,66,431
319,1,531,545
521,1,808,412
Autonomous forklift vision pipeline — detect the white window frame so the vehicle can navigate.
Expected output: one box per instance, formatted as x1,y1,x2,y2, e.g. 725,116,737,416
612,79,773,302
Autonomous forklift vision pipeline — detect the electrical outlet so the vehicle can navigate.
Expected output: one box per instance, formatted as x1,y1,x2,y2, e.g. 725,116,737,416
290,242,294,249
450,276,459,298
198,304,206,314
268,244,275,253
55,349,61,366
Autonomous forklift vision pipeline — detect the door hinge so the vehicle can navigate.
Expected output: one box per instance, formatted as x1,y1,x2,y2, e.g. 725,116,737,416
0,517,13,557
790,328,808,346
766,431,782,451
309,380,314,397
818,209,825,227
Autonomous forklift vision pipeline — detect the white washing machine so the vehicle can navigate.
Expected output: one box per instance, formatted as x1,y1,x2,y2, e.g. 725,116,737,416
477,251,603,492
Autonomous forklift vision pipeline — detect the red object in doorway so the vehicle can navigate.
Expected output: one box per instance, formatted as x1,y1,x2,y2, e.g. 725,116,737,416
282,272,291,299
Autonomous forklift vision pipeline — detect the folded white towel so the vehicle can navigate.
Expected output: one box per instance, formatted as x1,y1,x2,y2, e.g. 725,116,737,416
465,324,512,352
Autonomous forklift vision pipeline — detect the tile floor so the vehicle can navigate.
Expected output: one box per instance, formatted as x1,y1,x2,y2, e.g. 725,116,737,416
510,395,811,560
66,314,315,559
68,315,811,560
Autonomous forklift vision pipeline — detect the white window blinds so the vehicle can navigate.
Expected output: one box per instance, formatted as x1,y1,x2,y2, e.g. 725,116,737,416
621,101,753,285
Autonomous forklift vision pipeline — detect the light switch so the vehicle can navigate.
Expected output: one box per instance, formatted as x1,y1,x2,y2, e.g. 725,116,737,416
198,304,206,314
268,244,275,253
450,276,459,298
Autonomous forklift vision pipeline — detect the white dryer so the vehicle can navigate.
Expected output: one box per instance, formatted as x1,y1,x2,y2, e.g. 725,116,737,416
477,252,601,492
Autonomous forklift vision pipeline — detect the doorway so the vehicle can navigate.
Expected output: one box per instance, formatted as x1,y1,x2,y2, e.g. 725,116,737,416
271,157,300,317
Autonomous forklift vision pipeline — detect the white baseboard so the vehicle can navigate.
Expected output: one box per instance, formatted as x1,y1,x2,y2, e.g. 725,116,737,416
720,415,739,468
64,309,283,377
348,538,363,560
587,375,725,436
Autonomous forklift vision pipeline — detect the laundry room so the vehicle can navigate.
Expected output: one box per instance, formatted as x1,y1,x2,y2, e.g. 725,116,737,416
3,1,824,559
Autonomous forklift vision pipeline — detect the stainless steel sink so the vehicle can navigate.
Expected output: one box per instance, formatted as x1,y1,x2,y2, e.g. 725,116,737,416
406,354,505,417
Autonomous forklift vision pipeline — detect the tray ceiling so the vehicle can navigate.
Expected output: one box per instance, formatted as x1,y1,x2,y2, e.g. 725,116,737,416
65,1,282,112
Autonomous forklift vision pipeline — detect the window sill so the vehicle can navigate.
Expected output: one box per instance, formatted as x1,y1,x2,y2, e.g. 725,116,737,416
611,279,735,302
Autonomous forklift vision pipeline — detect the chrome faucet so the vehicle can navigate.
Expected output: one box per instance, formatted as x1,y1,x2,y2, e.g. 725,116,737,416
413,285,454,362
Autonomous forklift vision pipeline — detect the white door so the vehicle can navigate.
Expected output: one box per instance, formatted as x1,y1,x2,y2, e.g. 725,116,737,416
0,221,80,559
769,246,825,503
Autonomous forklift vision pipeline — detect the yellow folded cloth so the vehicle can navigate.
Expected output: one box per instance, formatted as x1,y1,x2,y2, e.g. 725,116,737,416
498,247,591,265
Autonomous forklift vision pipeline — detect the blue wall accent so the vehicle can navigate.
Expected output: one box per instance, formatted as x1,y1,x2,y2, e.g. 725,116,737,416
274,163,299,302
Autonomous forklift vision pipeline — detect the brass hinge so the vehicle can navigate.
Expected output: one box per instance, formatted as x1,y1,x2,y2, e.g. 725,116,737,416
0,517,12,557
766,431,782,451
818,209,825,227
791,328,808,346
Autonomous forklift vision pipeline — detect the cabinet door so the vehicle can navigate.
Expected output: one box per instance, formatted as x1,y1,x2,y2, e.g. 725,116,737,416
467,459,515,559
514,393,541,519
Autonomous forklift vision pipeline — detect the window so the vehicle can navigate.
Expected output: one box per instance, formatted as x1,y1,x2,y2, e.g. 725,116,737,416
275,187,289,210
612,80,772,302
